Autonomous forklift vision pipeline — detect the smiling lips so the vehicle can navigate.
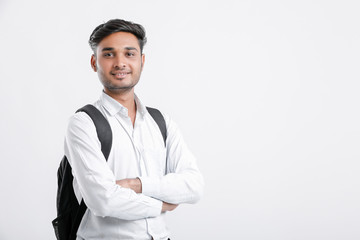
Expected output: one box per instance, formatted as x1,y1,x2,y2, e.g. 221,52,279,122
111,71,131,79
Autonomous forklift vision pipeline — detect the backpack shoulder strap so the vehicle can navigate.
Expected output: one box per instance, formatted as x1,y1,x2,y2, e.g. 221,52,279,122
69,104,112,240
76,104,113,160
146,107,167,147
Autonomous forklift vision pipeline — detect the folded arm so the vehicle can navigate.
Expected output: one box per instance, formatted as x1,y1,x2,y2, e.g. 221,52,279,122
65,112,164,220
116,178,179,212
137,114,205,204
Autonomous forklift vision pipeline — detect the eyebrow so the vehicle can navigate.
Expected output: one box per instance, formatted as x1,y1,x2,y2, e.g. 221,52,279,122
101,47,139,52
101,47,115,52
125,47,139,52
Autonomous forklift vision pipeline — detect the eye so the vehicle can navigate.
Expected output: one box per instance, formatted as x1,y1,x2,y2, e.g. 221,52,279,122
103,52,114,57
126,52,136,57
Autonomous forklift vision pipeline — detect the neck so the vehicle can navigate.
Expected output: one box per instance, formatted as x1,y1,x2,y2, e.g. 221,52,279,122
105,88,135,108
104,88,137,125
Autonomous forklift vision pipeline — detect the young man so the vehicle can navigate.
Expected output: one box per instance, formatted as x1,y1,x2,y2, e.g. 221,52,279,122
65,19,204,240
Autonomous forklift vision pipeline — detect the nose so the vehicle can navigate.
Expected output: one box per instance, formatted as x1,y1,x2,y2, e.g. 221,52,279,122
114,54,126,69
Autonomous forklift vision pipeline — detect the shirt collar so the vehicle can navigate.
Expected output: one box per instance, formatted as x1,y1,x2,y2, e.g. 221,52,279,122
134,95,147,117
100,91,147,118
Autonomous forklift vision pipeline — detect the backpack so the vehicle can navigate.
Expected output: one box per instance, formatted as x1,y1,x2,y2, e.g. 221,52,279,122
52,104,167,240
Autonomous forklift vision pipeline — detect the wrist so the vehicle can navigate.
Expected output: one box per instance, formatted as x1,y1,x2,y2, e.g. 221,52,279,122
135,177,142,193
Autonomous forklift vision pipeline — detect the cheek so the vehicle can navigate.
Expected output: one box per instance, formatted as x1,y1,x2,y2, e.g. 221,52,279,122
97,61,111,72
96,65,107,78
136,61,143,71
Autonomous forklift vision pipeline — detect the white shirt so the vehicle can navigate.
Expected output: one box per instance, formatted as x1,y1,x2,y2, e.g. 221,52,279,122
65,92,204,240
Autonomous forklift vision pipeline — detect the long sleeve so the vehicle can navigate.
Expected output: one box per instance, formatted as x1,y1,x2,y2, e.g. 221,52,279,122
65,112,162,220
140,115,204,204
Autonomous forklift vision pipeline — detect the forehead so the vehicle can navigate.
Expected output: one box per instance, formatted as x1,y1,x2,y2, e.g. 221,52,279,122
97,32,140,51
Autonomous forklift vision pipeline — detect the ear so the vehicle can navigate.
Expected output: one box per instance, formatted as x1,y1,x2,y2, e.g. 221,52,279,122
91,54,97,72
141,54,145,70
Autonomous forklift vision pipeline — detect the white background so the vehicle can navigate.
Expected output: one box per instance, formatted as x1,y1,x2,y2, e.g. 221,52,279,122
0,0,359,239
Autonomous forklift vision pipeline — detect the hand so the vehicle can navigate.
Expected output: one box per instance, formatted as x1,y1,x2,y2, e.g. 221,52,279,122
162,202,178,213
116,178,142,193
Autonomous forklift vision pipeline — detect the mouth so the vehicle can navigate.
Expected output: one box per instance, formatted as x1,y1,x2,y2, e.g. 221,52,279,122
111,71,131,79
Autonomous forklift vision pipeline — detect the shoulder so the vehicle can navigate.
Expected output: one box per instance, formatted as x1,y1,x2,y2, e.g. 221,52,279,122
67,102,105,127
152,109,182,139
66,108,97,137
146,107,176,130
68,111,93,126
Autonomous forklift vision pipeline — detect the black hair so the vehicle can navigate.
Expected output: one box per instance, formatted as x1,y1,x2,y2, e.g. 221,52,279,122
89,19,147,54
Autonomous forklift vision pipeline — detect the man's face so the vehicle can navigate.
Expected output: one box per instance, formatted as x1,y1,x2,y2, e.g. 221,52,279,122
91,32,145,94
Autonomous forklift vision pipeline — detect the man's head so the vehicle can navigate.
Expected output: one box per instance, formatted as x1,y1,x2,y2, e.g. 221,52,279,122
89,19,147,95
89,19,147,54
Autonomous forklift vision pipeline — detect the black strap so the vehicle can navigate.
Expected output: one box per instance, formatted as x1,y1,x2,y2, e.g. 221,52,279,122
76,104,113,160
146,107,167,147
69,104,113,240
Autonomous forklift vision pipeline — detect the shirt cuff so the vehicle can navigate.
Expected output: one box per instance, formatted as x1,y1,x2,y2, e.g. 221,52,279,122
139,176,161,199
142,194,163,217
